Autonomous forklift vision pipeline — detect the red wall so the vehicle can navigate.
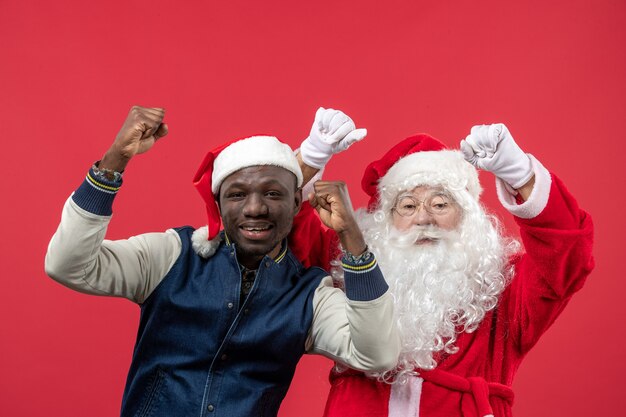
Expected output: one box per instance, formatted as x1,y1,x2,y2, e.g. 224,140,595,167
1,1,624,415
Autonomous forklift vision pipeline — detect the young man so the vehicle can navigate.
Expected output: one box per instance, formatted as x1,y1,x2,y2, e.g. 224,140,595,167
45,106,399,417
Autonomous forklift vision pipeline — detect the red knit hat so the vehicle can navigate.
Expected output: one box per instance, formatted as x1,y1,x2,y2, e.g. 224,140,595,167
362,134,481,212
192,135,303,257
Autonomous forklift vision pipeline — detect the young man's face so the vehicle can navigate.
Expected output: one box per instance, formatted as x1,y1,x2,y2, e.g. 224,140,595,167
218,165,301,269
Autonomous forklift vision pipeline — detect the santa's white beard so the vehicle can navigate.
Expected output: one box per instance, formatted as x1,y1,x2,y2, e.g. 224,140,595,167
349,207,517,384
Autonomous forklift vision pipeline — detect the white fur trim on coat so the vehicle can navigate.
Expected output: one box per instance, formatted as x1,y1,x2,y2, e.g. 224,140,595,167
379,150,482,201
496,154,551,219
389,376,423,417
191,226,222,258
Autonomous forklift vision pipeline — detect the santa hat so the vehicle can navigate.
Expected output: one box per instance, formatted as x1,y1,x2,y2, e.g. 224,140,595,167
192,135,303,258
362,134,481,212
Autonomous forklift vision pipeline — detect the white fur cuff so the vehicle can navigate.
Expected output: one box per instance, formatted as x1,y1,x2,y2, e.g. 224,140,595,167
495,154,551,219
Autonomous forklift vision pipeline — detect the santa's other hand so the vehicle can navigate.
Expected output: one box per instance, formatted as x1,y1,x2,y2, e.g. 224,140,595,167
461,123,533,189
299,107,367,169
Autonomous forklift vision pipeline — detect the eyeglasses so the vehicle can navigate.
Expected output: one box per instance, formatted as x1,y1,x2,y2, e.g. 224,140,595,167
392,192,455,217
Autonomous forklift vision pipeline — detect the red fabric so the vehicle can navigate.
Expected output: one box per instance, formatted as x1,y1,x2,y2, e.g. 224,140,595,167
193,140,236,240
323,369,392,416
289,202,341,269
293,173,594,417
361,134,448,211
323,369,513,417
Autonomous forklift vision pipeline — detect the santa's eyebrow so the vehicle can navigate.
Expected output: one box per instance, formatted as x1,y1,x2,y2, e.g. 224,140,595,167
397,187,453,200
397,192,416,200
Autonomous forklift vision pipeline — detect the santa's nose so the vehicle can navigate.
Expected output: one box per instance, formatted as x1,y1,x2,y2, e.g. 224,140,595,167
412,206,435,226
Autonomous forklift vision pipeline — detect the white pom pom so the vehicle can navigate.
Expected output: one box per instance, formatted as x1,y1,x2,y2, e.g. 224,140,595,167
191,226,222,258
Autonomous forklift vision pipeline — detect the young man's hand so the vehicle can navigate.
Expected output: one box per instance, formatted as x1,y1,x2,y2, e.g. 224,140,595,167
100,106,168,172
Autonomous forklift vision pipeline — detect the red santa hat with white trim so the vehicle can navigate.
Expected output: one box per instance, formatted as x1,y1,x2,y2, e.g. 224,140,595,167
192,135,303,258
362,133,481,212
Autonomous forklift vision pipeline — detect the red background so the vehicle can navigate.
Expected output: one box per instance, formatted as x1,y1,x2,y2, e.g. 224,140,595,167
1,1,624,415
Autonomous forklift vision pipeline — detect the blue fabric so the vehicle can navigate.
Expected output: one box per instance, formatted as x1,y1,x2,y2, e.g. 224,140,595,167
70,168,388,415
341,256,388,302
72,167,122,216
120,227,327,417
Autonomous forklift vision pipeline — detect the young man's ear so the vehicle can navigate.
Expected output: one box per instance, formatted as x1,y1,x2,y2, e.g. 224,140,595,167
293,188,303,215
215,191,222,213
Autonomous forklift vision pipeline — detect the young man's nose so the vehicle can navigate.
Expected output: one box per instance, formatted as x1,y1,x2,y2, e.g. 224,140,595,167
243,193,269,216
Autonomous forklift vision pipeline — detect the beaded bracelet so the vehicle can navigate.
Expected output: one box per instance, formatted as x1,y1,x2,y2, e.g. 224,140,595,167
92,161,123,182
342,246,374,265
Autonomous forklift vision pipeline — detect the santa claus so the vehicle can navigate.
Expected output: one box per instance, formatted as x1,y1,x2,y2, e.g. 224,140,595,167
292,116,595,417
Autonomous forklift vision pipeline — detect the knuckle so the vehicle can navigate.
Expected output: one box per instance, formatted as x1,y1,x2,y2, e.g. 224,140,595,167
130,109,144,121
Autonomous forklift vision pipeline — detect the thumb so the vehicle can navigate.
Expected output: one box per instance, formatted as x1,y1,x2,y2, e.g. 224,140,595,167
460,140,477,164
335,128,367,153
154,123,169,140
348,128,367,142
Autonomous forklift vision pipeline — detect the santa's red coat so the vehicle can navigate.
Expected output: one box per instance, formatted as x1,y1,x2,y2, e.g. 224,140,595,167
289,172,594,417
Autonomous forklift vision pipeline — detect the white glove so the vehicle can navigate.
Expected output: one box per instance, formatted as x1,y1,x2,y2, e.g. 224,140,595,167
460,123,533,189
299,107,367,169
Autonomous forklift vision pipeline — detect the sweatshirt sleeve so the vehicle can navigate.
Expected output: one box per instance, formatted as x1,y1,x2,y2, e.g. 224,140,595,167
305,255,400,372
44,168,182,304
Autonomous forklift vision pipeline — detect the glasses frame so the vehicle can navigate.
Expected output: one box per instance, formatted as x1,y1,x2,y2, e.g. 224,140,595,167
391,190,456,217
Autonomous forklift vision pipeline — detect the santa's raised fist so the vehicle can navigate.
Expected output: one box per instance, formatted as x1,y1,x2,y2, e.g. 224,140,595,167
460,123,533,189
300,107,367,169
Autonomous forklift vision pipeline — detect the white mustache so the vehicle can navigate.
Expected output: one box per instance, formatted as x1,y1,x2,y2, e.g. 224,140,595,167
387,225,452,247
